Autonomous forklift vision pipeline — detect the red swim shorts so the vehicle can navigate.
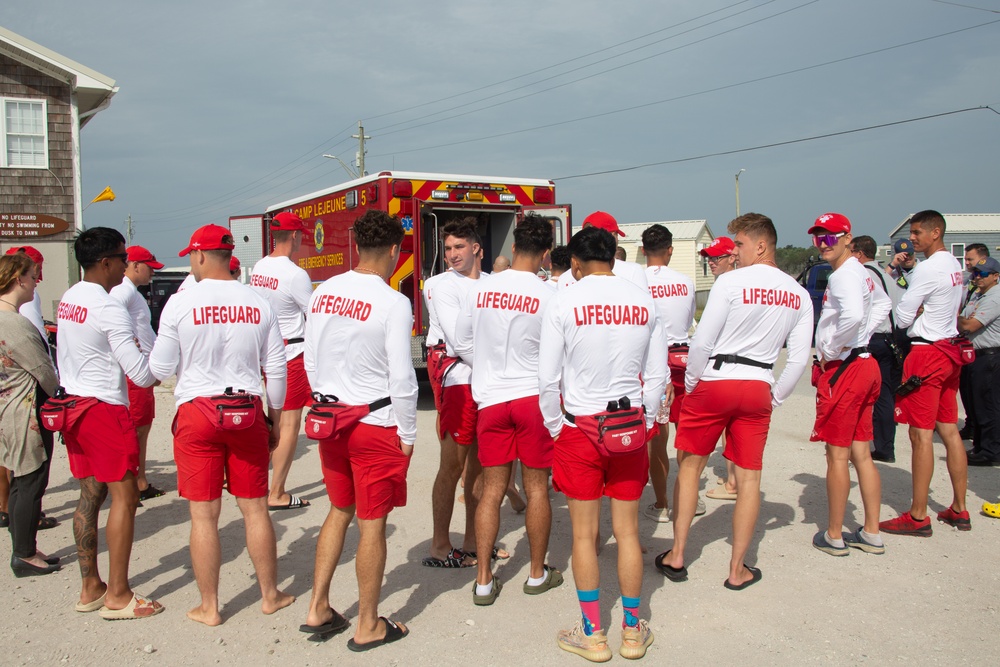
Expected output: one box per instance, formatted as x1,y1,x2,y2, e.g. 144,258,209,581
438,383,478,445
320,422,410,520
674,379,772,470
894,344,960,430
552,423,649,501
477,396,554,468
669,365,687,424
63,401,139,483
126,377,155,427
811,356,880,447
172,398,270,501
283,353,313,411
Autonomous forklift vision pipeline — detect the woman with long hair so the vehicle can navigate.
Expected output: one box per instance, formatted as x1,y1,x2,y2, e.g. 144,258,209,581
0,253,60,576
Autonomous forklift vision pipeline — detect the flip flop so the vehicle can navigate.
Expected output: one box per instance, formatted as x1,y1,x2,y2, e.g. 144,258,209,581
98,593,165,620
705,487,738,500
421,548,475,568
138,485,166,501
347,617,408,652
724,565,762,591
299,608,349,634
75,591,107,613
268,495,310,511
653,550,688,582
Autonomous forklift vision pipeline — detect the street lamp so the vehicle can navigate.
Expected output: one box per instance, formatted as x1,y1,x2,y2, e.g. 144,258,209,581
735,168,745,217
322,154,358,179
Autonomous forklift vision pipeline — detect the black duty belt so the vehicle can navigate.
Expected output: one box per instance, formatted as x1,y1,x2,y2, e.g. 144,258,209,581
710,355,773,371
284,337,304,345
829,346,869,388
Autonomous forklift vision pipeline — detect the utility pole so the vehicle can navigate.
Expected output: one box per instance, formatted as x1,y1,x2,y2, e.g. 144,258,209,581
734,169,745,217
352,121,370,176
125,214,133,246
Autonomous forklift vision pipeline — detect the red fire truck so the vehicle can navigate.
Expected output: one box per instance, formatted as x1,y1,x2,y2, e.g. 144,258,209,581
229,171,571,366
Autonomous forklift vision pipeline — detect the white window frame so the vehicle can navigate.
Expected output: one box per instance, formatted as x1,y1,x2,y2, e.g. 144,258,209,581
1,97,49,170
951,242,965,259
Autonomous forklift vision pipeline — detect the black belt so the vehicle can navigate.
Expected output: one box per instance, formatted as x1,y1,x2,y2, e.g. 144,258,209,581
871,332,894,340
710,355,773,371
829,346,869,388
284,337,304,345
978,347,1000,357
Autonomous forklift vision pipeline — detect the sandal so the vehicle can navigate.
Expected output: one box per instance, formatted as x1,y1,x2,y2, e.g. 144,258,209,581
98,593,165,620
138,485,166,501
347,617,408,652
37,514,59,530
466,546,509,561
421,548,474,568
268,495,310,511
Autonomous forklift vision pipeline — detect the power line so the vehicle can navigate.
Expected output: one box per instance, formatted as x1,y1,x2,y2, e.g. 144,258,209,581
554,106,995,181
368,18,1000,159
930,0,1000,13
374,0,818,138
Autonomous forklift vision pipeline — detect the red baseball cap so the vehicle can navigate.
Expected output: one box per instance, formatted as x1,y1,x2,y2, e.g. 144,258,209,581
5,245,44,264
229,256,241,273
270,211,306,232
126,245,164,269
700,236,735,258
179,224,236,257
583,211,625,237
807,212,851,235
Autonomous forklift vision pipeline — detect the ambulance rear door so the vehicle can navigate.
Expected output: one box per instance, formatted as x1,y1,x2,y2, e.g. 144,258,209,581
524,205,572,246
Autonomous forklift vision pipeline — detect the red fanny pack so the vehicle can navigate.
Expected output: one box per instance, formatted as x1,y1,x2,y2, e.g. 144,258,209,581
305,393,392,440
667,344,689,375
570,399,647,457
427,342,460,387
933,337,975,366
39,388,99,432
193,389,261,430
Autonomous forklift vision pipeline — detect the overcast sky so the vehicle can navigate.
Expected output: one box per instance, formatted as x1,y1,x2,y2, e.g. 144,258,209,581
5,0,999,262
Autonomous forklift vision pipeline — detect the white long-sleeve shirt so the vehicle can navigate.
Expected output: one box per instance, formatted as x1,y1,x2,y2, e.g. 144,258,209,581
815,257,892,362
685,265,812,407
19,291,45,339
896,249,963,342
433,271,481,386
149,279,287,409
109,276,157,354
56,281,155,405
422,269,455,347
557,258,649,290
304,271,419,445
538,274,667,437
249,255,313,360
454,268,555,409
645,265,696,344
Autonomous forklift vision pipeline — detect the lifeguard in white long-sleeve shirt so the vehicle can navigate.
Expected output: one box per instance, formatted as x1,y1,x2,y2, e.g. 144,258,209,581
539,226,667,661
557,211,648,290
150,224,292,626
806,213,891,557
454,214,562,606
300,210,418,650
56,227,163,619
880,210,970,537
657,213,812,592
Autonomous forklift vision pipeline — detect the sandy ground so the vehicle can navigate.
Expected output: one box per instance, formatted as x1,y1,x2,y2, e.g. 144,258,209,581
3,356,998,666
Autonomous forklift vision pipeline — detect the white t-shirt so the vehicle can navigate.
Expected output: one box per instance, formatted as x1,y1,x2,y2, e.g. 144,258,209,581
454,268,555,409
557,258,649,290
645,264,696,345
109,276,157,354
304,271,419,444
896,249,963,342
249,255,313,360
149,279,286,409
56,281,155,405
685,265,813,407
422,269,455,347
538,274,667,437
433,271,482,386
19,291,45,339
815,257,892,362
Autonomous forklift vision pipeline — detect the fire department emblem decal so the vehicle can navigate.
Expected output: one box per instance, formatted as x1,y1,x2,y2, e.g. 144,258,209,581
313,422,320,433
232,415,242,426
45,416,54,427
621,435,632,447
314,220,325,252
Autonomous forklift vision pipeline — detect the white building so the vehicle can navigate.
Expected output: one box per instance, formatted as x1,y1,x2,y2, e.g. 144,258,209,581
617,220,717,306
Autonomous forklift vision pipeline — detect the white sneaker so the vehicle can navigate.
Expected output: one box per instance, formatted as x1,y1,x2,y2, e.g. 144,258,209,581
667,497,707,521
643,503,669,523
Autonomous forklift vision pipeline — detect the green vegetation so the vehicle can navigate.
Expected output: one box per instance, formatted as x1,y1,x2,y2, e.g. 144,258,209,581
775,245,820,276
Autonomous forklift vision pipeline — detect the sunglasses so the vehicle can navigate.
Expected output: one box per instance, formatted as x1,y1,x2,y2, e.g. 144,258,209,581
972,270,996,279
707,255,731,264
812,232,846,248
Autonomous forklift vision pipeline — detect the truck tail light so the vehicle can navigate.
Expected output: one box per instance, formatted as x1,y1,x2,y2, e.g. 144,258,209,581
392,180,413,198
534,187,553,204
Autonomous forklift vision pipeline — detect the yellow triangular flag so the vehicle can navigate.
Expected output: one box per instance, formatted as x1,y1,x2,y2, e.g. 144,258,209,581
91,186,115,203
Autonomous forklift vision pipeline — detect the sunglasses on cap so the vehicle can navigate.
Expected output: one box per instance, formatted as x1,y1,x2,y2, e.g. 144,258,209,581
812,232,846,248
